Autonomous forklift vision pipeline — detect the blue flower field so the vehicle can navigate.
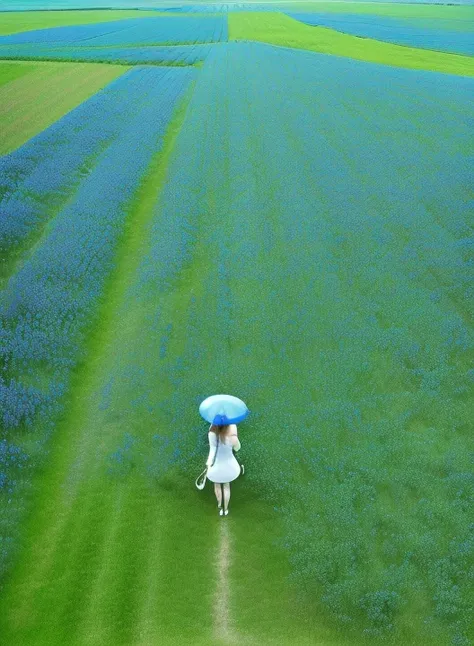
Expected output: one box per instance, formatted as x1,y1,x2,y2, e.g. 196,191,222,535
0,3,473,646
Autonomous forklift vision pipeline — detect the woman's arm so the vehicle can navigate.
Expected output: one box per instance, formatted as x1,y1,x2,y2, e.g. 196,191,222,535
206,431,217,467
227,424,240,450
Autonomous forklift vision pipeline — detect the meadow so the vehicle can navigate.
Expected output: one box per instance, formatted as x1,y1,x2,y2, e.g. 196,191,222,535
0,3,473,646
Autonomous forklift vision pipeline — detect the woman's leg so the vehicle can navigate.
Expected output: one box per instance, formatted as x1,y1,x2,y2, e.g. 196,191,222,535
223,483,231,512
214,483,223,508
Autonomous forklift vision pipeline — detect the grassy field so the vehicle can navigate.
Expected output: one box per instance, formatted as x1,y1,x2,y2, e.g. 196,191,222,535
0,6,473,646
0,60,127,154
229,12,474,76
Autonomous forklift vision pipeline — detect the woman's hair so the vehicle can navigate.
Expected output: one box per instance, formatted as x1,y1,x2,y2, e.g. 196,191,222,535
210,423,230,437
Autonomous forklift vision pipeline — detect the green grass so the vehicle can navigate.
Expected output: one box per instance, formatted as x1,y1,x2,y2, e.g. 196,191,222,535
229,12,474,77
0,53,193,67
0,59,37,85
0,60,127,155
0,10,165,35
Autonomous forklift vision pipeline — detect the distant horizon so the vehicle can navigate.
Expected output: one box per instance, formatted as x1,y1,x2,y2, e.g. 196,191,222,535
2,0,474,12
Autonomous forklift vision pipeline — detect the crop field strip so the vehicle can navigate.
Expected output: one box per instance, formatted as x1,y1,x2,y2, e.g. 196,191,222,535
1,10,473,75
281,2,474,20
229,12,474,77
0,66,193,284
0,66,196,591
286,12,474,56
0,76,220,646
0,60,127,155
1,32,472,645
0,65,196,432
0,9,169,35
0,14,227,66
0,43,214,66
0,15,229,45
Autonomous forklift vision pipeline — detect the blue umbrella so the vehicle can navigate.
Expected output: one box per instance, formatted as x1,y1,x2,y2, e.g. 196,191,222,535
199,394,249,425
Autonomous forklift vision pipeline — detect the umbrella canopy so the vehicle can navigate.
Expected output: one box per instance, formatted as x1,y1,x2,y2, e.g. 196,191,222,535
199,394,249,425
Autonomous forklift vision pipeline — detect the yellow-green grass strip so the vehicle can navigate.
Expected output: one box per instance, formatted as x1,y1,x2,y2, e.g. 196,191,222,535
0,60,128,155
0,59,36,86
229,12,474,78
0,10,167,35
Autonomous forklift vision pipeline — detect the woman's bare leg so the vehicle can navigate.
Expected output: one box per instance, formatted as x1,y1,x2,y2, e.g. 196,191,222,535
214,483,223,508
223,483,231,512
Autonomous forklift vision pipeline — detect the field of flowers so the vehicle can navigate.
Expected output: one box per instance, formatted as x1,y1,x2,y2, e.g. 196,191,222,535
0,15,225,65
119,41,472,645
0,43,212,65
0,15,228,45
287,12,474,56
229,12,474,76
0,66,195,273
0,5,473,646
0,63,195,583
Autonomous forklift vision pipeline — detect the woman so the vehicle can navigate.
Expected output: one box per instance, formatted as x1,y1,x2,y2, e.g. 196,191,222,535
206,422,241,516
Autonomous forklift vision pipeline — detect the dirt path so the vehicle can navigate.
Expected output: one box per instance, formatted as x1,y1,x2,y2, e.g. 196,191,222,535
214,522,238,644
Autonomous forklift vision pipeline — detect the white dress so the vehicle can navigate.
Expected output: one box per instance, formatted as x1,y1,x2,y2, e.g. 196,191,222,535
206,425,241,484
